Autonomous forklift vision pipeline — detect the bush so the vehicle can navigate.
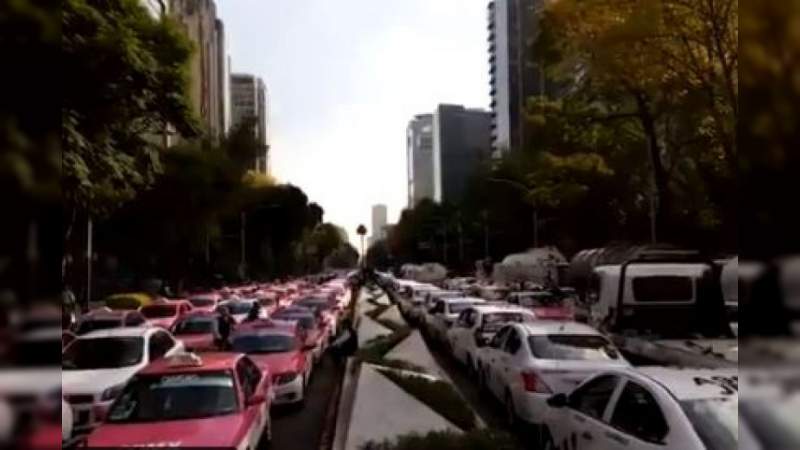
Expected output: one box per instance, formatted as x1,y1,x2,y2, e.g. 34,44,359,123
360,429,520,450
378,369,477,431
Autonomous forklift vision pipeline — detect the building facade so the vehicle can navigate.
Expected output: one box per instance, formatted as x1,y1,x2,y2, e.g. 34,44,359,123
432,105,492,204
230,74,270,174
488,0,555,157
370,205,388,246
406,114,435,208
169,0,227,140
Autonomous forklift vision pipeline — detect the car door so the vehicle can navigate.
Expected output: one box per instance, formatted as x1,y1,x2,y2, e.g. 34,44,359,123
596,380,670,450
553,374,623,450
497,328,523,399
236,358,268,449
483,327,511,399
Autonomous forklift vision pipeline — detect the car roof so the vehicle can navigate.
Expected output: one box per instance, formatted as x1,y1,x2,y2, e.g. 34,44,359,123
443,297,485,304
139,352,242,375
594,263,710,277
516,321,603,336
77,326,157,339
633,367,739,401
470,304,535,315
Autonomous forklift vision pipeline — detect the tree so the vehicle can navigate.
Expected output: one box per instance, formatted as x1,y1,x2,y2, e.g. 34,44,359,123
62,0,198,228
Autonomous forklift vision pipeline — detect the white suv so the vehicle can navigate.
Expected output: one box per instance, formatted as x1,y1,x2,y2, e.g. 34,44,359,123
447,304,536,374
475,322,629,432
62,327,184,436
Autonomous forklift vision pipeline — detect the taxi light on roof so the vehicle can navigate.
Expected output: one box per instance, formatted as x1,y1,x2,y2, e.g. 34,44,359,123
166,352,203,368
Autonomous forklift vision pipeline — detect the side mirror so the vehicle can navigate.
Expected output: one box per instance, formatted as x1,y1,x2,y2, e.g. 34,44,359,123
547,393,568,408
246,393,267,406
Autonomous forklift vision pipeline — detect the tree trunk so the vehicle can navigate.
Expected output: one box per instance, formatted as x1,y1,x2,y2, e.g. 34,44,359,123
635,93,672,241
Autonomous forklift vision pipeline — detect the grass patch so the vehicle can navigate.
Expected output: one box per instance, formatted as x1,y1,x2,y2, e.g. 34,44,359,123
360,428,520,450
365,304,391,320
374,359,427,373
375,316,405,332
356,327,411,362
378,369,477,431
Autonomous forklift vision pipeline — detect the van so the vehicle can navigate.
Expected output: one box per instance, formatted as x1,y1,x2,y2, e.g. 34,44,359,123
587,257,732,338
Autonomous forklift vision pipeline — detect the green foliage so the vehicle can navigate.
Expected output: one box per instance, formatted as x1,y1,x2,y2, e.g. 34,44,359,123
377,369,478,431
356,327,411,363
361,429,520,450
62,0,199,218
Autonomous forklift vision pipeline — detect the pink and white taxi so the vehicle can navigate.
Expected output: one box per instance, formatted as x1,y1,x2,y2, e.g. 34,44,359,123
87,352,273,449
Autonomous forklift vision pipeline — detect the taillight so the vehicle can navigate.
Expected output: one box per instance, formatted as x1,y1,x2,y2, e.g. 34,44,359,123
521,372,551,393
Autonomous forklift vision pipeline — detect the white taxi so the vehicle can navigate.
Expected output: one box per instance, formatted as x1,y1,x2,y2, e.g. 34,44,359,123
544,367,738,450
62,327,184,436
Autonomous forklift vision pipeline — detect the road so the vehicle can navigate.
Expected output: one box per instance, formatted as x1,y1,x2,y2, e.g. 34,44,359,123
270,354,344,450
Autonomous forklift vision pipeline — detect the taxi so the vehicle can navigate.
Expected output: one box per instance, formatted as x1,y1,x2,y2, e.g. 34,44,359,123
139,300,194,329
87,352,273,449
170,311,221,352
544,367,738,450
231,320,314,407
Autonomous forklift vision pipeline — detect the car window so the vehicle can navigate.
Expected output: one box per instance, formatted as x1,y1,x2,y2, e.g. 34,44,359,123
465,310,476,328
456,310,470,328
569,375,619,420
63,337,144,370
611,381,669,443
489,326,511,348
529,335,621,361
504,329,522,354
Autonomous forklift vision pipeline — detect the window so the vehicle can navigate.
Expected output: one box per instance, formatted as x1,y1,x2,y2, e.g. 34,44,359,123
611,382,669,443
569,375,619,420
236,358,262,399
632,276,694,302
148,332,175,361
504,330,522,354
529,335,620,361
456,310,471,328
63,337,144,370
464,310,477,328
489,326,511,349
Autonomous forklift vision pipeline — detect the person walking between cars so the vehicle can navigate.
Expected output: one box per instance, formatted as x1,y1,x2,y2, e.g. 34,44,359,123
244,302,261,323
216,306,236,350
330,318,358,366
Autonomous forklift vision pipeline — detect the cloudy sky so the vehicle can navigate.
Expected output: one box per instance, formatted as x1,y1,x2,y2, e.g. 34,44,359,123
218,0,490,247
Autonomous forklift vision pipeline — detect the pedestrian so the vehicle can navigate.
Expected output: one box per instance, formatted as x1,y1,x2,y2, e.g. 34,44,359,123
216,306,236,350
243,302,261,323
330,318,358,366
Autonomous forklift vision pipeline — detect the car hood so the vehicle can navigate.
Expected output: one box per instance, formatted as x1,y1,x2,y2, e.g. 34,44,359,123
248,352,300,375
62,366,141,396
87,414,249,447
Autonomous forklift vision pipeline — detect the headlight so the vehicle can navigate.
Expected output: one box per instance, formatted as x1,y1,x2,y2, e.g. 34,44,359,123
100,384,125,402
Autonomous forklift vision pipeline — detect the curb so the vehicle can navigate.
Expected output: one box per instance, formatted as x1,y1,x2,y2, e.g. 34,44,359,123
331,356,362,450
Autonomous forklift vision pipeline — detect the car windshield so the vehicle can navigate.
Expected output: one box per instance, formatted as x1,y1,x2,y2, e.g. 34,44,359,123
681,398,738,450
449,302,478,315
63,337,144,370
516,294,559,307
189,297,216,307
231,334,297,354
528,334,620,361
174,317,217,335
482,313,530,332
224,302,253,315
77,319,121,335
273,315,315,330
140,305,177,318
106,372,238,423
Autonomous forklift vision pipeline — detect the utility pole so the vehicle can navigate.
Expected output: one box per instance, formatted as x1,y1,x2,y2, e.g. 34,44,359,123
457,214,464,266
86,217,93,311
533,208,539,249
482,210,490,260
240,211,247,279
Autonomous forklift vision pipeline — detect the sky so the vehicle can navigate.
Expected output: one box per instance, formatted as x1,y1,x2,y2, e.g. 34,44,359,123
218,0,490,248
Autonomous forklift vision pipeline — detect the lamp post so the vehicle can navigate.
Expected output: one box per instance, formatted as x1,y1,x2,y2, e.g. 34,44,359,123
356,224,367,267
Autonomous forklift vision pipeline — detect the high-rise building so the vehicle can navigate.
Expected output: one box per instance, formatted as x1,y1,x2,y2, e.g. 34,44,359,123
230,74,270,174
406,114,435,208
488,0,555,157
433,105,493,204
169,0,227,140
370,205,388,246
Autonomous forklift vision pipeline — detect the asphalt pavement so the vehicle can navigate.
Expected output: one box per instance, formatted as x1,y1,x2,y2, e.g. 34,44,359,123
270,354,344,450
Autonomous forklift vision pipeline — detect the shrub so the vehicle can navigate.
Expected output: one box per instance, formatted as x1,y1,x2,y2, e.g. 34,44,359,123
360,429,520,450
378,369,477,431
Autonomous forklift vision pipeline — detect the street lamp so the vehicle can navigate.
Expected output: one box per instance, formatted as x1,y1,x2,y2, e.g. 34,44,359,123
356,224,367,267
